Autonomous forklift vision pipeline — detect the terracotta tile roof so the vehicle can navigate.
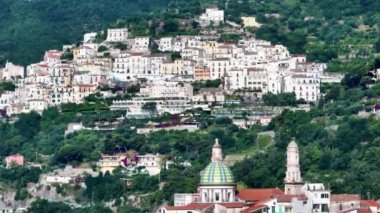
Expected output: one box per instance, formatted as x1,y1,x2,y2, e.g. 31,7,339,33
244,204,267,213
361,200,380,208
218,202,246,208
164,203,213,211
357,208,373,213
341,207,372,213
237,188,284,202
276,194,308,202
164,202,247,211
331,194,360,202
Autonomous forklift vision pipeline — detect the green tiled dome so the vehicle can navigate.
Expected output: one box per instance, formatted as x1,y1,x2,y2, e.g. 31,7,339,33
200,161,235,185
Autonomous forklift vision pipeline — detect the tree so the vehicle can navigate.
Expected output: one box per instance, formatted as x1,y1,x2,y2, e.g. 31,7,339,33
14,112,41,139
142,102,158,116
98,45,108,52
0,81,16,92
27,199,72,213
113,42,128,50
163,19,179,33
53,144,83,164
262,93,298,106
374,38,380,52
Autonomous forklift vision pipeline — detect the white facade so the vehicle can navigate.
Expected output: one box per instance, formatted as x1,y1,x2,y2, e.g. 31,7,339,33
83,32,97,43
110,97,191,116
112,53,169,80
207,58,230,79
132,37,150,52
225,68,268,92
301,183,330,213
136,154,162,176
112,53,149,80
106,28,129,42
46,176,72,184
139,81,193,98
159,37,174,52
283,74,320,102
0,62,24,80
199,8,224,26
174,194,199,206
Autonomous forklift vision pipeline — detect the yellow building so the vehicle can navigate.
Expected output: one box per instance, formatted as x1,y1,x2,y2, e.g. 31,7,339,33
160,60,183,75
241,16,262,28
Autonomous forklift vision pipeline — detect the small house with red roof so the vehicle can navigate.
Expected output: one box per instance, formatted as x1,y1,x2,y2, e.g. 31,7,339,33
5,154,24,168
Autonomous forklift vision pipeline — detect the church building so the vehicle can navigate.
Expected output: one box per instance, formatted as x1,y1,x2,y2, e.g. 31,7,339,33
159,139,379,213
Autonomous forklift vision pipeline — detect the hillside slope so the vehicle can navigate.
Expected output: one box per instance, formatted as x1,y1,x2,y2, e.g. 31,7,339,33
0,0,171,65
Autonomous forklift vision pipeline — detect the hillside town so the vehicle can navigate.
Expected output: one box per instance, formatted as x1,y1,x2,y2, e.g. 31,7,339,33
0,8,342,117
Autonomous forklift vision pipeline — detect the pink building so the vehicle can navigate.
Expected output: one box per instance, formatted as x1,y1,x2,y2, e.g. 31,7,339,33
5,154,24,168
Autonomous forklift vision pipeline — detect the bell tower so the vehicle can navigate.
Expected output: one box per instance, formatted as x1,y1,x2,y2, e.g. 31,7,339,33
284,139,303,195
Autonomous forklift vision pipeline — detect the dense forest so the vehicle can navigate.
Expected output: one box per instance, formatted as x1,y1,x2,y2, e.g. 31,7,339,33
1,0,380,65
0,0,172,66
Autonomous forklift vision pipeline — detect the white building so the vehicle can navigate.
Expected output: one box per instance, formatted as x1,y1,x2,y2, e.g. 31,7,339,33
132,37,150,52
44,50,61,65
283,74,320,102
112,53,149,81
106,28,129,42
0,62,24,80
110,97,191,117
301,183,330,213
83,32,97,43
159,37,174,52
207,58,230,80
199,8,225,26
225,68,268,92
174,193,199,207
139,81,193,98
136,154,162,176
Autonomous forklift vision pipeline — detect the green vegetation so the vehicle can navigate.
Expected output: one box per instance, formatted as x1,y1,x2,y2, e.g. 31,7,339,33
262,92,299,106
0,81,16,93
1,0,378,65
192,79,222,93
0,0,172,65
27,199,113,213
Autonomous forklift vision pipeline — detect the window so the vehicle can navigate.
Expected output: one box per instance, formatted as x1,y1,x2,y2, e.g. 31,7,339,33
215,193,220,201
313,204,320,210
321,204,329,212
321,194,329,198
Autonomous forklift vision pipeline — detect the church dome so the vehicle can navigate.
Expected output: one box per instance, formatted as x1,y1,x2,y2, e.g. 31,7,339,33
200,161,235,185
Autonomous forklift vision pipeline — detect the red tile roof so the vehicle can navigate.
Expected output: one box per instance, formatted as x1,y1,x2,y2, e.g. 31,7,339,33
244,204,267,213
276,194,308,202
361,200,380,208
237,188,284,202
341,207,372,213
331,194,360,202
164,203,213,211
357,208,373,213
218,202,246,208
164,202,247,211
